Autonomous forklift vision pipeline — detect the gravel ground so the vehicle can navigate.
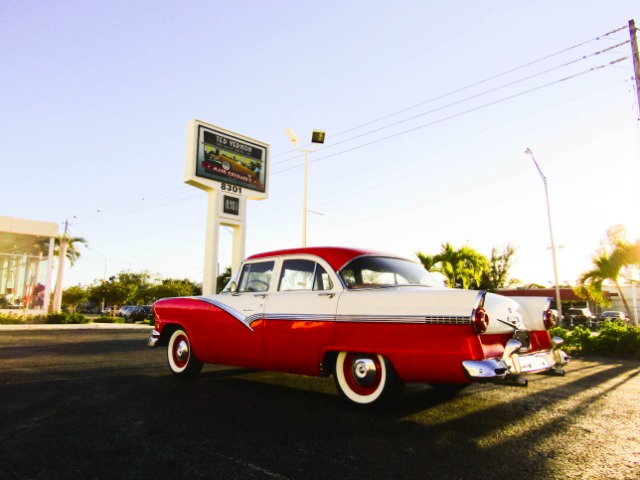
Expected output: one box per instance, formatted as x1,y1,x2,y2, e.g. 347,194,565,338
0,328,638,480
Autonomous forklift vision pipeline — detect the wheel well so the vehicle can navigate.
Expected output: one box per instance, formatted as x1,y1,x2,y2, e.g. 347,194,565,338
156,323,182,347
322,351,339,376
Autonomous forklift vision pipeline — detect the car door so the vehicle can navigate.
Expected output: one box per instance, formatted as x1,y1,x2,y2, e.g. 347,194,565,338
262,258,340,375
203,260,274,369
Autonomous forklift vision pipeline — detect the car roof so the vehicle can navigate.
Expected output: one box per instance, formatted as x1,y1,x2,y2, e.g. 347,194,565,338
246,246,399,272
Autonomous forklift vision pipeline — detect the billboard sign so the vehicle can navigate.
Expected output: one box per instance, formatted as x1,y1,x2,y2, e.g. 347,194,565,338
185,120,269,199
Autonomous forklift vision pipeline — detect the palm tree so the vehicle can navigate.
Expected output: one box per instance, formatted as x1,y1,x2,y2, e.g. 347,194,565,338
416,252,438,272
479,244,517,292
576,243,635,322
37,236,88,266
432,243,489,289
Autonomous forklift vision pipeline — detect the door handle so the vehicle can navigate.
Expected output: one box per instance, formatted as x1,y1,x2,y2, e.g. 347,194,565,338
318,292,335,298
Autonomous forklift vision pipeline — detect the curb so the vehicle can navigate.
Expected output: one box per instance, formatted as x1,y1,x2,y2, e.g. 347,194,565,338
0,323,153,331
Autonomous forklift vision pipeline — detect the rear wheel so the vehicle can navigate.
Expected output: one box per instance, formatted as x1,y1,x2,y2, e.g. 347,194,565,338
333,351,403,405
167,328,203,377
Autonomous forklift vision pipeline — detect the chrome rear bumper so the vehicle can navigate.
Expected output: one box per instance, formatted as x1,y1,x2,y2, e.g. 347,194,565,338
462,336,569,384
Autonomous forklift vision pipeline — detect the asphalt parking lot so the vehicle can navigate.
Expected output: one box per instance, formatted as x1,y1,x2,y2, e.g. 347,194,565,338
0,327,638,480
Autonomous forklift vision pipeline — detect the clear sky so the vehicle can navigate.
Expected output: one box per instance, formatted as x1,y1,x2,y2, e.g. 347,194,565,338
1,1,639,289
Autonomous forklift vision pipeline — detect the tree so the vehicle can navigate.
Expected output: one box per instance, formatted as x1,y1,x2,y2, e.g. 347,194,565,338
479,244,517,292
216,267,232,293
62,285,88,312
422,243,489,289
37,236,88,266
89,277,136,309
416,252,439,272
117,271,156,304
149,278,202,300
575,225,639,324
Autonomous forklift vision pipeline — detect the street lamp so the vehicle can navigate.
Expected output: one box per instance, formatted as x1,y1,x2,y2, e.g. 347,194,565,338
284,128,326,247
525,148,563,321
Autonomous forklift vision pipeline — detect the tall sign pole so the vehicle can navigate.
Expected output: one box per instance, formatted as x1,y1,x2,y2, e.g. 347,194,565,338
185,120,269,295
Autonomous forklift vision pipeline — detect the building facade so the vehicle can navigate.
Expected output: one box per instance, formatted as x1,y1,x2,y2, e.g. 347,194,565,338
0,216,58,313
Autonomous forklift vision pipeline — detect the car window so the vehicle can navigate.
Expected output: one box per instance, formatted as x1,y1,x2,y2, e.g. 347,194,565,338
237,261,274,292
278,259,333,291
339,256,439,289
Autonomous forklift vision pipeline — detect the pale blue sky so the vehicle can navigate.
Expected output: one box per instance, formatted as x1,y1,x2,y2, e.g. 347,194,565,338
1,1,639,288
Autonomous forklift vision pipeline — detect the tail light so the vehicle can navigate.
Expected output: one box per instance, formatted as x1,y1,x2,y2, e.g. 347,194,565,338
473,307,489,334
544,309,557,330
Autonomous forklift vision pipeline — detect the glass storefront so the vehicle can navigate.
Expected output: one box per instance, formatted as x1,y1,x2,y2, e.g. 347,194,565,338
0,224,56,312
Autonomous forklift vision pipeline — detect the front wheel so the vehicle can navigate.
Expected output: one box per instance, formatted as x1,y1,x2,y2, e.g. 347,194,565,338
333,352,403,405
167,328,203,377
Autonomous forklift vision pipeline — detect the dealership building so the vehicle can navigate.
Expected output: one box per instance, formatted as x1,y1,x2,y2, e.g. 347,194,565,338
0,216,58,313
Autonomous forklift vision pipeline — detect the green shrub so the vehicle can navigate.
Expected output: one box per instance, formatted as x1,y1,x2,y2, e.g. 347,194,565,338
93,315,124,324
44,312,88,324
549,326,569,343
0,312,24,324
65,313,89,324
592,321,640,357
550,323,640,358
45,313,68,324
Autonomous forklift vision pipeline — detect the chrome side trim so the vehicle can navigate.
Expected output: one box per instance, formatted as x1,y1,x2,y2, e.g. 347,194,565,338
189,297,254,331
336,314,470,325
239,313,470,326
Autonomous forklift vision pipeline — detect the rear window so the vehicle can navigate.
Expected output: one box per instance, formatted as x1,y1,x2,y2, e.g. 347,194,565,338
339,256,438,289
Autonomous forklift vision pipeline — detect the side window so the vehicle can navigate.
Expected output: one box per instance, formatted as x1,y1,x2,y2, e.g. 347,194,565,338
278,260,334,291
238,261,274,292
313,264,333,291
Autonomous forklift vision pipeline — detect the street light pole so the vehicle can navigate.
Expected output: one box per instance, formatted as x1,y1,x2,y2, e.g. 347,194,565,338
525,148,563,321
285,128,326,247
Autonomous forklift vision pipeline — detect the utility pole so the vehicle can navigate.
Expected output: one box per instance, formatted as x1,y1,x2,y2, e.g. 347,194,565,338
630,19,640,120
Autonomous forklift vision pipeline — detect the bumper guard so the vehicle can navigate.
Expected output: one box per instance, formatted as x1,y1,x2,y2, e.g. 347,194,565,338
148,329,160,348
462,336,569,386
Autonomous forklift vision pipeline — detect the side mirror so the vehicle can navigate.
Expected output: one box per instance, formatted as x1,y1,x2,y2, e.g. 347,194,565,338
229,282,238,294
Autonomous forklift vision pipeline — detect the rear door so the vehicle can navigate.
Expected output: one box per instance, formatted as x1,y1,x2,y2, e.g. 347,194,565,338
262,258,339,375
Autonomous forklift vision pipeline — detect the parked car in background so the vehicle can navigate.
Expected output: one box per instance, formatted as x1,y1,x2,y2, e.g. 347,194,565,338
597,310,628,324
564,307,597,328
118,306,135,318
127,305,154,322
148,247,569,406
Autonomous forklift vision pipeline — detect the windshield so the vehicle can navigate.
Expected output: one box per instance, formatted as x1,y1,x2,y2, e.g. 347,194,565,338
339,256,440,289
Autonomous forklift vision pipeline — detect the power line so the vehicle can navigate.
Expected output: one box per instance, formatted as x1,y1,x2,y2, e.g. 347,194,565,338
270,25,629,168
273,58,629,175
67,25,633,230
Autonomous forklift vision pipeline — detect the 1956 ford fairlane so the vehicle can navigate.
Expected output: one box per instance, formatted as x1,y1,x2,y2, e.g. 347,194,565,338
148,247,569,405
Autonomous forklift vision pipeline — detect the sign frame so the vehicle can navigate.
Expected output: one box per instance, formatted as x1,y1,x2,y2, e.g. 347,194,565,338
185,119,269,200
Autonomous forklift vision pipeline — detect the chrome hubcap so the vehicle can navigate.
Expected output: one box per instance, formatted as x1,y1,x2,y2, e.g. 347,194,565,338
351,357,377,387
175,339,189,363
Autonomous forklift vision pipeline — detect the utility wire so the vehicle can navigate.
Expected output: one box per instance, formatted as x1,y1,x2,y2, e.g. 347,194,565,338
68,25,632,226
270,25,629,166
272,57,629,175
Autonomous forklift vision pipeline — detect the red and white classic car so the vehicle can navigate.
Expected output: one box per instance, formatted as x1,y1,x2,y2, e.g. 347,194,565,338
148,247,569,405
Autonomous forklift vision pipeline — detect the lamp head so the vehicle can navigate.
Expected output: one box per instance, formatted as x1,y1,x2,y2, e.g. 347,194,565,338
311,129,326,144
284,128,298,146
